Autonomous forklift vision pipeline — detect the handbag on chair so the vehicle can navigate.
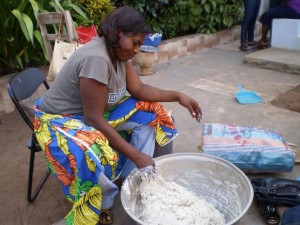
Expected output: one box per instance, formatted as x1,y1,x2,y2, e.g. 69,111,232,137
47,13,82,81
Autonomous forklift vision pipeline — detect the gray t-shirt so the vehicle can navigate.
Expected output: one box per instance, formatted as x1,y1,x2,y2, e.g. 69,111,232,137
40,37,126,115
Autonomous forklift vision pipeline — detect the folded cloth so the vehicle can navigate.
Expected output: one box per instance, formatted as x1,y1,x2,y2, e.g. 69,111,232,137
201,123,295,173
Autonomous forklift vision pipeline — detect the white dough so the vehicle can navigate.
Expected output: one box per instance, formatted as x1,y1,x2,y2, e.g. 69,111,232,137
139,175,225,225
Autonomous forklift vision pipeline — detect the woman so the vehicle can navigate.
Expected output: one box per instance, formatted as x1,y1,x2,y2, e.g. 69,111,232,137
257,0,300,48
240,0,262,51
34,5,202,225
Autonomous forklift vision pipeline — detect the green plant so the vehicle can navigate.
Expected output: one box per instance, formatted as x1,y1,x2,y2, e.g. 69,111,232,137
111,0,243,38
0,0,47,74
220,0,243,28
49,0,90,26
74,0,115,27
0,0,243,76
196,0,243,34
0,0,90,75
111,0,201,39
148,0,201,38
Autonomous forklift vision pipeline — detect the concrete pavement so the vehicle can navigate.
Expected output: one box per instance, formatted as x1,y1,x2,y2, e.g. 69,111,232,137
244,48,300,75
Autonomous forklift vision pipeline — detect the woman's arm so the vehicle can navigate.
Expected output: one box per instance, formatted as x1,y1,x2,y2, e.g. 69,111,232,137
126,61,203,122
80,77,155,169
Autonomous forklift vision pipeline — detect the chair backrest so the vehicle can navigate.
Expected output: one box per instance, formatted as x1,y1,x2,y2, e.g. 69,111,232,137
37,10,77,61
7,67,50,131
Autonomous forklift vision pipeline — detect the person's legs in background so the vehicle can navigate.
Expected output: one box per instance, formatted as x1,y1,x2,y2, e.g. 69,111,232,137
247,0,261,45
258,4,300,48
240,0,252,51
259,6,276,45
260,23,270,44
240,0,261,51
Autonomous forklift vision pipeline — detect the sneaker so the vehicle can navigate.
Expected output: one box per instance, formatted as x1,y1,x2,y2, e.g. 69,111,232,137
239,44,248,51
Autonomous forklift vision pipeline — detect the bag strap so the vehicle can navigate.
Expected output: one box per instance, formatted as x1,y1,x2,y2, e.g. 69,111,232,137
73,25,80,43
57,11,80,45
57,12,64,41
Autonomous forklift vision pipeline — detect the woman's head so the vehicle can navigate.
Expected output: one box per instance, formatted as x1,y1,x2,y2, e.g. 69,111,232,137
98,6,151,49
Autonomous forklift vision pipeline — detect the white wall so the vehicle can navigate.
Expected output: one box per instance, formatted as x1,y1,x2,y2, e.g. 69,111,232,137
271,19,300,50
259,0,269,19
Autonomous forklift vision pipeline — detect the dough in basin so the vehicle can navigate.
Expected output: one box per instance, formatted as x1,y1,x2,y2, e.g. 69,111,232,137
139,175,225,225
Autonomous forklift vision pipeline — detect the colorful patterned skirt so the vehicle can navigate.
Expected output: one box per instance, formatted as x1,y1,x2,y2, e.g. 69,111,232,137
33,96,177,225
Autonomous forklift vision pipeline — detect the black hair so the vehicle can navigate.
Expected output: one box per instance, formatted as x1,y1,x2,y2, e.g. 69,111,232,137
98,6,151,49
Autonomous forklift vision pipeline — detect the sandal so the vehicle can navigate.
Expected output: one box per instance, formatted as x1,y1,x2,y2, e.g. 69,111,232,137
255,41,271,49
99,208,113,225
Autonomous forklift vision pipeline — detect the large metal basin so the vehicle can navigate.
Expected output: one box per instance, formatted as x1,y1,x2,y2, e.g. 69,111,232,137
121,153,253,225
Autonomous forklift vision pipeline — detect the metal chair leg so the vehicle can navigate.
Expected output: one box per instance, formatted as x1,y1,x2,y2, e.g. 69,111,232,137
27,136,50,203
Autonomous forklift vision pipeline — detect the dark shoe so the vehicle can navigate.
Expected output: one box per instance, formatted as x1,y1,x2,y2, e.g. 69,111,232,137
239,44,248,51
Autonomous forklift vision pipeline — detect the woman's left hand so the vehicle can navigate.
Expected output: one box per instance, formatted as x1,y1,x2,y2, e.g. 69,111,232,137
177,93,203,123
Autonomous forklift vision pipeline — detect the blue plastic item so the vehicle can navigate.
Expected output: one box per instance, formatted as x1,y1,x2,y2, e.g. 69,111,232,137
143,34,162,47
139,45,158,52
235,84,263,104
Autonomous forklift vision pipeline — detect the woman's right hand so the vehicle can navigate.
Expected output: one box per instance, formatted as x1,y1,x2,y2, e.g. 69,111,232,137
132,151,155,169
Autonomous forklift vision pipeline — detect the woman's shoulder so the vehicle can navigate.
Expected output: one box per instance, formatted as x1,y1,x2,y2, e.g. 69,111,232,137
76,37,109,61
83,36,105,49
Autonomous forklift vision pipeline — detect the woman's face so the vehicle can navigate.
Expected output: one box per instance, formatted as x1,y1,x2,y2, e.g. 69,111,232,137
115,32,146,62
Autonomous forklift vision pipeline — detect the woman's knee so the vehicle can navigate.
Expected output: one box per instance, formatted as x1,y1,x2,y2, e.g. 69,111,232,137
260,11,272,26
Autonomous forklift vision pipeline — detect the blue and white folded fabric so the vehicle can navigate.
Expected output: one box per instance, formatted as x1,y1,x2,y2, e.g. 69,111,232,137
201,123,296,173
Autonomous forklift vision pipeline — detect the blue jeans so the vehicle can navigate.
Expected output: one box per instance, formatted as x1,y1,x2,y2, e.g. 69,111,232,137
241,0,261,45
281,205,300,225
100,121,155,209
260,4,300,27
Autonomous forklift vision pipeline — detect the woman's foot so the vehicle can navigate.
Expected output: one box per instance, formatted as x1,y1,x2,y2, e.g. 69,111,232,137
99,208,113,225
113,177,123,190
239,44,249,51
255,40,271,49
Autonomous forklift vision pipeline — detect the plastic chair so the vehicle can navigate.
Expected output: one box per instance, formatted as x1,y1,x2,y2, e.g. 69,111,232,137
7,67,51,203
